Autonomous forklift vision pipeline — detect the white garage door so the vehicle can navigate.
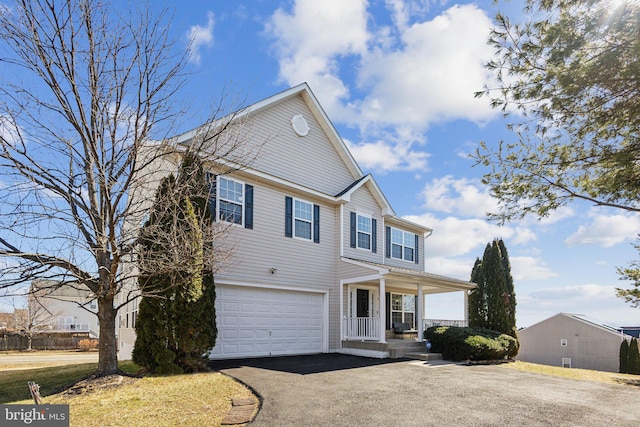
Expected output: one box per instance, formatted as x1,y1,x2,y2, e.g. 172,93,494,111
209,285,324,359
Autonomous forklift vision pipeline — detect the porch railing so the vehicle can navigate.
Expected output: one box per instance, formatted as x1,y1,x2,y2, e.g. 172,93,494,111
344,317,380,340
423,319,467,329
54,323,91,333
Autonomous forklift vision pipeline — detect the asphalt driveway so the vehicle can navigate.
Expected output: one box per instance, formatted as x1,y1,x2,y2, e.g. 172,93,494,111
210,354,640,427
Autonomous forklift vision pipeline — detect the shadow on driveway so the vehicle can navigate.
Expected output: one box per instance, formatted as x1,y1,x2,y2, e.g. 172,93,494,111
208,353,407,375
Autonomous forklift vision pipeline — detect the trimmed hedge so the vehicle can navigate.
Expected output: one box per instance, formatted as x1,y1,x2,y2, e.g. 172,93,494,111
424,326,518,362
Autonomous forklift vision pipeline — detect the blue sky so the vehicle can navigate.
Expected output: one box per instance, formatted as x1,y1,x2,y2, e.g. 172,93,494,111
2,0,639,328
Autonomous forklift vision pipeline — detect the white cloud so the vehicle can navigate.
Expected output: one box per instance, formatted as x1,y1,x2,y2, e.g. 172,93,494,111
421,175,499,218
265,2,498,173
265,0,368,116
187,11,215,65
406,213,536,259
0,115,22,147
356,4,496,129
345,136,430,173
565,210,640,248
510,256,557,281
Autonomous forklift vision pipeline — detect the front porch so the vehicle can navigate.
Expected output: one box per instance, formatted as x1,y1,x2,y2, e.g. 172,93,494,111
340,259,475,349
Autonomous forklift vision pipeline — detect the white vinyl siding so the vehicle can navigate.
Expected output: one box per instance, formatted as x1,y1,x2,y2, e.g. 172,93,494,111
224,94,357,195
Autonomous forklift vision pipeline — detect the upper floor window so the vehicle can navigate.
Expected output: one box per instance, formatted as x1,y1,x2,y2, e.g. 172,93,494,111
219,177,244,225
349,212,377,253
357,214,372,250
207,173,253,229
294,199,313,240
386,226,419,264
285,196,320,243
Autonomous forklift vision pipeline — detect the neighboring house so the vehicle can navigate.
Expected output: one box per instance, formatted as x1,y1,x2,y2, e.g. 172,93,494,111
0,311,13,330
517,313,631,372
618,326,640,338
29,280,100,338
117,83,475,360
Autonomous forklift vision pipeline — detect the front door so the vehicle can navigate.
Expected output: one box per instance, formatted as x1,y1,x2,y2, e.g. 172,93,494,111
356,289,369,318
356,289,369,336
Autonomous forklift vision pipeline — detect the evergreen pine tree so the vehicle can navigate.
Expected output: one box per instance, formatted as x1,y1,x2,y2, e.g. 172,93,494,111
467,239,519,357
620,339,630,374
133,153,217,373
629,338,640,375
468,257,486,329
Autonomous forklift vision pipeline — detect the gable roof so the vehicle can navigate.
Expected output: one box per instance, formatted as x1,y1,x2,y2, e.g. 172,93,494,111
336,174,396,217
174,82,363,181
522,313,631,339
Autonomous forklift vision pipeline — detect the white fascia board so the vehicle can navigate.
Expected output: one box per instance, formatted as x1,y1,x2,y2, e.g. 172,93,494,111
214,160,343,204
386,215,433,235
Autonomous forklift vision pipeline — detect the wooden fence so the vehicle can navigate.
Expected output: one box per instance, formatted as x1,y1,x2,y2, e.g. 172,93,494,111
0,333,96,351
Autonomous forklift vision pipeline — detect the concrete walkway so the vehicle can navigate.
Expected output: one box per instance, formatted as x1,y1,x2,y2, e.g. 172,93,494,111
211,354,640,427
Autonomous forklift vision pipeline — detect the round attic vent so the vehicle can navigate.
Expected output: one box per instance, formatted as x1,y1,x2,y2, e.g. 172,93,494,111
291,114,309,137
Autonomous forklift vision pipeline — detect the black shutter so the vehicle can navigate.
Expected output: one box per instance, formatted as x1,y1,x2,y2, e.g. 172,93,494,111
206,173,217,220
244,184,253,229
415,234,420,264
285,196,293,237
350,212,356,248
371,218,377,253
385,226,391,258
313,204,320,243
385,292,391,329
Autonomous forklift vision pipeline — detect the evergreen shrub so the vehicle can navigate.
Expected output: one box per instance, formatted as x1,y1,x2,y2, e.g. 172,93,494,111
424,326,517,361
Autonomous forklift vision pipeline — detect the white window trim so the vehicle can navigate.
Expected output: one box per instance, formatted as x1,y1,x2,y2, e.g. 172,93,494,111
560,338,568,347
356,213,372,251
390,227,416,263
562,357,571,368
218,176,245,227
293,197,313,241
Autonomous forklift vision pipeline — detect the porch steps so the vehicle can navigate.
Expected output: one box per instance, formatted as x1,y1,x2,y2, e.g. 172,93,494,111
341,340,433,359
404,352,443,362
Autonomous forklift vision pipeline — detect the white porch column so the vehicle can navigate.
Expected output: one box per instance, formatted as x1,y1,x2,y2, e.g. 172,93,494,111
378,278,387,343
463,289,469,327
417,283,424,341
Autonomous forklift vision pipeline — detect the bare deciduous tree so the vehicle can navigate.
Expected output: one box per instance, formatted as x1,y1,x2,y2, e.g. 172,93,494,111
12,295,61,351
0,0,257,375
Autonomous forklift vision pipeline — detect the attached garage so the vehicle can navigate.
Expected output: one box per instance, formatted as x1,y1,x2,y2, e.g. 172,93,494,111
209,285,325,359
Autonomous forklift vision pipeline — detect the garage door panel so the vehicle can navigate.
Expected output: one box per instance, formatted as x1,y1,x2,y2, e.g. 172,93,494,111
210,285,324,359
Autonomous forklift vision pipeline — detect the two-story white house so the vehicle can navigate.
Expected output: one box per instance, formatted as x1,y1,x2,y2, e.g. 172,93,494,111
117,83,474,360
31,280,100,338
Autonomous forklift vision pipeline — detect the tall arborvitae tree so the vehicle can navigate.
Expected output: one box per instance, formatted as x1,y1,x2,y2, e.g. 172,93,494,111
133,153,217,374
620,339,630,374
629,338,640,375
468,257,486,328
468,239,518,356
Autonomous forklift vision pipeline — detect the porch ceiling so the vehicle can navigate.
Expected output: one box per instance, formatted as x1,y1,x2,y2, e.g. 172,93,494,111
341,257,476,294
